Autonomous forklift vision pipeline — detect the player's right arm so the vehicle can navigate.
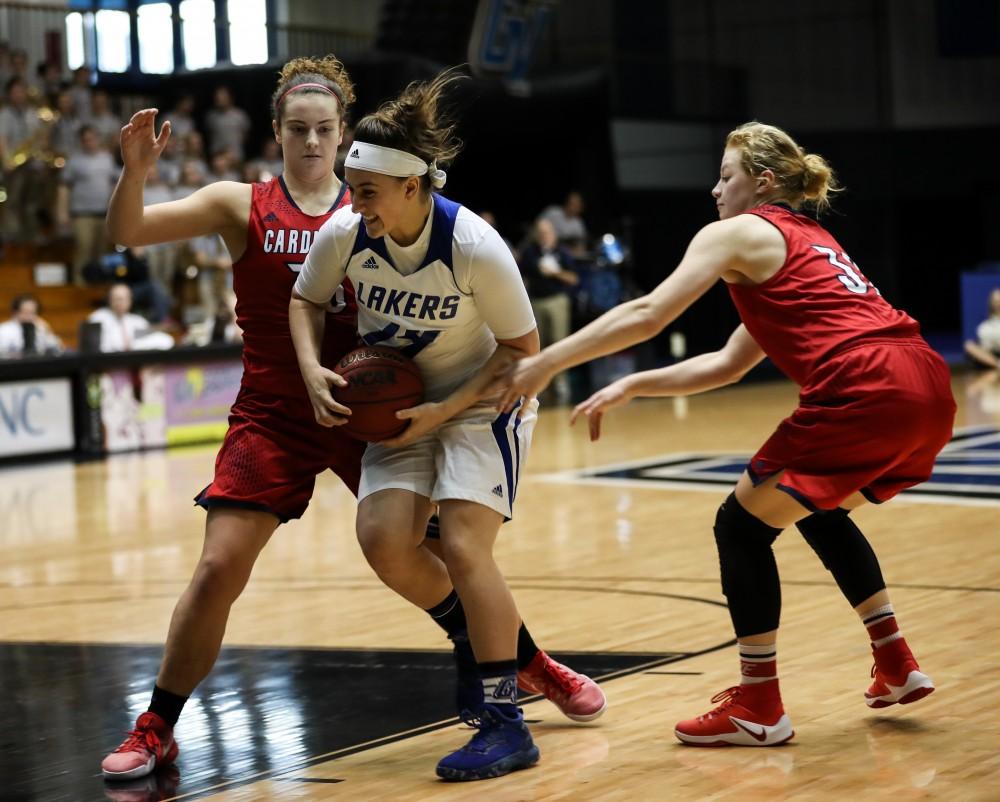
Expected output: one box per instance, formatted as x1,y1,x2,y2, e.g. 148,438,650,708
107,109,247,250
498,216,776,411
570,324,766,441
289,212,352,427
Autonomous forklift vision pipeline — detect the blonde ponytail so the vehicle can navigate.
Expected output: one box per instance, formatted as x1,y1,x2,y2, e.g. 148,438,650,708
726,121,842,214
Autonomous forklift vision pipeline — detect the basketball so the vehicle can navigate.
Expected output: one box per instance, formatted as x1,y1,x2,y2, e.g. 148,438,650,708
332,345,424,442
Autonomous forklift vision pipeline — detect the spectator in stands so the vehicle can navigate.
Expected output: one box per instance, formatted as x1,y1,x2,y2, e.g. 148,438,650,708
182,289,242,347
7,49,39,100
87,90,123,148
0,293,63,357
173,159,205,200
241,161,262,184
57,124,119,285
204,85,250,162
180,233,232,318
965,287,1000,370
68,66,93,126
88,282,172,352
142,162,173,206
0,76,45,242
206,148,240,183
141,163,177,294
123,245,175,324
165,93,196,141
540,190,589,256
251,138,282,180
181,129,209,179
156,133,182,186
0,42,10,87
37,61,64,104
519,217,579,403
50,88,82,157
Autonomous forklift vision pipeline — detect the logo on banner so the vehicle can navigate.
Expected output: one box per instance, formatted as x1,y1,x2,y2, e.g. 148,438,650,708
0,379,74,457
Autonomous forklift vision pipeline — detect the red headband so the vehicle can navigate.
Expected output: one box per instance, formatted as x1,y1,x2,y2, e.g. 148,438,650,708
277,82,341,110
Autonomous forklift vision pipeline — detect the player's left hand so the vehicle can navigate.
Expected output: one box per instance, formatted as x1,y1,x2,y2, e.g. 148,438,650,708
497,353,556,415
569,379,633,441
381,401,449,447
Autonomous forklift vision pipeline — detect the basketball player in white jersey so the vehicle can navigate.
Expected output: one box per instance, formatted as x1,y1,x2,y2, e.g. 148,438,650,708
290,70,549,781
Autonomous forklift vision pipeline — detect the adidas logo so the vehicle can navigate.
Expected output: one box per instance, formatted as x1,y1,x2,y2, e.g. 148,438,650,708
362,256,379,269
349,148,359,158
262,212,278,223
491,484,503,497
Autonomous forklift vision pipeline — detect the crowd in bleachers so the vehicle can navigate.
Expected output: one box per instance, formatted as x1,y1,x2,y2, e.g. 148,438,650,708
0,44,634,391
0,44,282,350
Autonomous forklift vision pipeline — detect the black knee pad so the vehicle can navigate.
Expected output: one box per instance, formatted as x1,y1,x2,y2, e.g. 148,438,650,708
713,493,783,638
796,509,886,607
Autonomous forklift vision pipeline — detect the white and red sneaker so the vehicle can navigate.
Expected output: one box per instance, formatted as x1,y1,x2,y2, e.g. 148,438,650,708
865,638,935,708
674,681,794,747
517,651,607,722
101,711,178,781
101,764,180,801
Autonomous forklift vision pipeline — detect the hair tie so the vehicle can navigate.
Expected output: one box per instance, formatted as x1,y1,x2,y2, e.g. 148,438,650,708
428,160,447,189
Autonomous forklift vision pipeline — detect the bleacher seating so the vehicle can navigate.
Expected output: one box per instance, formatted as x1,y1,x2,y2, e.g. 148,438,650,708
0,242,107,349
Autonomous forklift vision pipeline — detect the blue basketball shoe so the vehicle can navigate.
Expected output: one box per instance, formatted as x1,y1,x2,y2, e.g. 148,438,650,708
451,631,483,718
436,703,540,781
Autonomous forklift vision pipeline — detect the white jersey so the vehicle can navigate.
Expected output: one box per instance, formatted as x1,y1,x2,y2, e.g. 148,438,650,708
295,194,536,402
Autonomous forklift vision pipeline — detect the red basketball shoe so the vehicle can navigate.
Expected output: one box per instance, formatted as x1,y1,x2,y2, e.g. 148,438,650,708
517,651,607,722
101,712,178,781
865,638,935,708
102,764,180,801
674,680,794,747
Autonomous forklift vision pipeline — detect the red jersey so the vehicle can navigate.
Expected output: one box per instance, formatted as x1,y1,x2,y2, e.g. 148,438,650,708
232,176,357,399
727,204,921,387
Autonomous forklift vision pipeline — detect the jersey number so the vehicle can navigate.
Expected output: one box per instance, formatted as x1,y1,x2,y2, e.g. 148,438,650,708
288,260,348,314
811,245,878,295
362,322,441,359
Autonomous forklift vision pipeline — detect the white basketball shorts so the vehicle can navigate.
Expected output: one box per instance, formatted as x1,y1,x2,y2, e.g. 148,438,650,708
358,398,538,520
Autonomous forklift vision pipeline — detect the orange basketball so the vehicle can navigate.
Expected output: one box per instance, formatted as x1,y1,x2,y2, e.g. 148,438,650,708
332,345,424,442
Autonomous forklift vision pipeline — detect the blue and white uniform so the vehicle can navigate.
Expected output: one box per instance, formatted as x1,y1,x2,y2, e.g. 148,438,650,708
295,194,538,518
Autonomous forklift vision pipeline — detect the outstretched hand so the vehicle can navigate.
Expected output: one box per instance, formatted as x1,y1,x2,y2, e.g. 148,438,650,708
569,380,633,441
119,108,171,173
496,353,555,414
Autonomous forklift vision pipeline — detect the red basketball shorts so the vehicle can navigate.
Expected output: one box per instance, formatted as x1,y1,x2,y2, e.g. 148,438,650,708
195,385,367,522
747,340,957,511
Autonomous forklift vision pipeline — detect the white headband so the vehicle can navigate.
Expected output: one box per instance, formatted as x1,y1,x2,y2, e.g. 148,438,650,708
346,140,447,189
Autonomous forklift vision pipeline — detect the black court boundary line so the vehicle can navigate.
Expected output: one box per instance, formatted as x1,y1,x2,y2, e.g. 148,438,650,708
509,576,1000,595
2,574,996,616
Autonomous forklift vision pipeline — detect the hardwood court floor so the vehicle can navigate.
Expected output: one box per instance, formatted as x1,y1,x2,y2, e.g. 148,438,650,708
2,370,999,801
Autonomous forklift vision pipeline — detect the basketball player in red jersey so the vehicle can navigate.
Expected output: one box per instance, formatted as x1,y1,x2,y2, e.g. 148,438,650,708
500,121,956,746
101,57,603,782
